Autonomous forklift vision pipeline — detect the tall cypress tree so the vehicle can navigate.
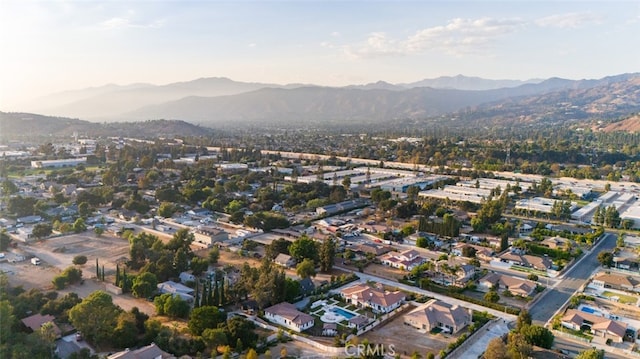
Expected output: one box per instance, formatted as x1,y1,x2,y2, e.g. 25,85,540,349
115,264,120,287
122,267,128,293
96,258,99,279
101,265,105,281
213,279,219,307
207,279,213,306
200,281,207,307
194,281,200,308
219,278,225,306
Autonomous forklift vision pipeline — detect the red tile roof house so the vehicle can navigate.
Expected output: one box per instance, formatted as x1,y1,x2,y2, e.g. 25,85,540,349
430,261,476,287
20,313,62,338
340,283,406,314
264,302,315,332
451,243,495,262
590,272,640,293
274,253,297,268
498,252,552,271
479,273,537,297
379,249,427,271
561,309,627,343
107,343,175,359
404,299,472,334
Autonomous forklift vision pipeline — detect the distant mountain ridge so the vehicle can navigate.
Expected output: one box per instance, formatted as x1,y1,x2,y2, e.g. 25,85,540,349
0,112,211,139
442,74,640,128
32,77,302,120
126,75,633,126
26,75,543,120
9,73,640,131
401,74,542,90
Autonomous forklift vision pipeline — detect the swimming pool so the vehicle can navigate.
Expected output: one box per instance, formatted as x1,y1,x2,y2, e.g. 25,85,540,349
581,307,596,314
333,307,356,319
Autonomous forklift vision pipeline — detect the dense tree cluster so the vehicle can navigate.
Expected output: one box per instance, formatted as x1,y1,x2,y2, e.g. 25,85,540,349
471,193,508,233
484,310,553,359
127,229,196,282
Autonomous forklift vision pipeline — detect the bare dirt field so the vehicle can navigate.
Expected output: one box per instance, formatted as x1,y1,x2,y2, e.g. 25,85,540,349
594,297,640,321
22,232,130,274
1,232,154,315
200,247,351,284
2,232,128,290
361,308,455,358
270,340,337,359
364,263,405,281
58,278,156,316
1,258,58,290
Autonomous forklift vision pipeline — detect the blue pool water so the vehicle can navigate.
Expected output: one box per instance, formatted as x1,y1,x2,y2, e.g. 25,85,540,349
581,307,596,314
333,307,356,319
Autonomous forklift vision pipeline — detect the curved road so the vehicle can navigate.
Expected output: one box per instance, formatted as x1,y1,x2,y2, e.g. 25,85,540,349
529,232,616,324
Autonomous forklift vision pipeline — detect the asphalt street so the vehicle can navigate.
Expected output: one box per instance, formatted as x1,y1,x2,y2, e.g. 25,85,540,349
529,232,617,324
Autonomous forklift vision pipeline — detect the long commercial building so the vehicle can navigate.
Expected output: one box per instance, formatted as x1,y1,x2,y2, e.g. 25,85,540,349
457,178,533,192
419,185,490,204
515,197,577,214
30,157,87,168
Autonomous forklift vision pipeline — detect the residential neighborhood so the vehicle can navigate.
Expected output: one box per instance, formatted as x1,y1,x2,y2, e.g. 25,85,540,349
0,134,636,359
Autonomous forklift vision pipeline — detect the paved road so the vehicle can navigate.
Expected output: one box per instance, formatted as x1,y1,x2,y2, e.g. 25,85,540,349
529,232,616,324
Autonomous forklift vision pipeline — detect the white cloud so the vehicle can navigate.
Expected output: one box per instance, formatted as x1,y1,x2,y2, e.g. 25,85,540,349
535,12,602,29
330,31,341,37
100,15,164,30
248,43,257,48
345,17,524,59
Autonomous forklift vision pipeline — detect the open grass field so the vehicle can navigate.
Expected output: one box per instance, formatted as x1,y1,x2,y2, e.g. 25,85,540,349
602,291,638,305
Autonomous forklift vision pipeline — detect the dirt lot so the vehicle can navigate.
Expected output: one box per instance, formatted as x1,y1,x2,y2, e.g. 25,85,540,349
269,340,337,359
24,233,129,272
339,262,406,281
361,307,455,358
0,258,58,290
1,232,129,289
58,278,156,316
363,263,405,281
594,297,640,321
201,247,351,283
1,232,155,315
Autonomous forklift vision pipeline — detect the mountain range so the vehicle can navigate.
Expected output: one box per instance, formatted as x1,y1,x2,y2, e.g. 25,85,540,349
26,75,541,121
0,113,210,140
11,73,640,130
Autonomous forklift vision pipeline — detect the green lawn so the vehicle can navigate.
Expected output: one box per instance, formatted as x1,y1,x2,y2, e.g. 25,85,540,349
558,327,593,341
602,291,638,305
511,265,549,277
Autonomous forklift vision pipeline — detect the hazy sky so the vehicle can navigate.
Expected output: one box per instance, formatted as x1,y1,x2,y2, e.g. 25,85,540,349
1,1,639,110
